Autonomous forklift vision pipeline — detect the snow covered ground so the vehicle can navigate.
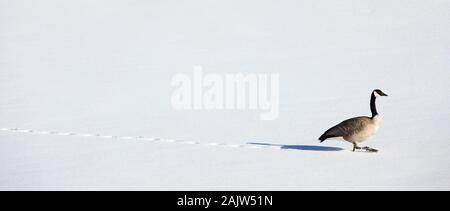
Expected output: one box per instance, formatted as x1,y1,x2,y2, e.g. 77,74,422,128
1,0,449,190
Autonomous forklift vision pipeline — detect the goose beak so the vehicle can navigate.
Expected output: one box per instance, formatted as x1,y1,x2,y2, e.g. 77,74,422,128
380,91,388,96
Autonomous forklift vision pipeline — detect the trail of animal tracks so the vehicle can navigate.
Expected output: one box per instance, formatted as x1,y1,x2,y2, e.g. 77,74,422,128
1,0,449,190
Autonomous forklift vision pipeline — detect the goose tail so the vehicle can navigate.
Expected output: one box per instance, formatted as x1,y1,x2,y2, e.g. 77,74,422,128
318,127,338,143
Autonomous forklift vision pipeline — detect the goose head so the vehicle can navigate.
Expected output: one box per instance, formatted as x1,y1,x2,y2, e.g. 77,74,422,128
373,89,388,97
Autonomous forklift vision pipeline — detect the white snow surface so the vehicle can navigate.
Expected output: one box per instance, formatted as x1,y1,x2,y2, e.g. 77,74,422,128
1,0,450,190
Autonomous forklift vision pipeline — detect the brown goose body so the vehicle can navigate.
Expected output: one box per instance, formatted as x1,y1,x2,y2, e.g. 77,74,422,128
319,115,381,144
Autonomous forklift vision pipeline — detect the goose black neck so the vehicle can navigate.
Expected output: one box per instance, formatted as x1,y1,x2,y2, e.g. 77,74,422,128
370,93,378,118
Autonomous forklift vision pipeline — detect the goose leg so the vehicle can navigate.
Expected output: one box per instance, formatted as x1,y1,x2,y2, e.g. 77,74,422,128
352,143,361,152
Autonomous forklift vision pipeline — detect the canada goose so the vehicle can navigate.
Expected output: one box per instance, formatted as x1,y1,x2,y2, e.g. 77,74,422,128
319,89,388,152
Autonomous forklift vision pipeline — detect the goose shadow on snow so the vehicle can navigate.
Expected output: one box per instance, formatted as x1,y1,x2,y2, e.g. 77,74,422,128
247,142,343,152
